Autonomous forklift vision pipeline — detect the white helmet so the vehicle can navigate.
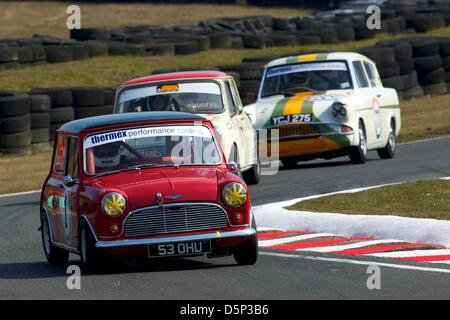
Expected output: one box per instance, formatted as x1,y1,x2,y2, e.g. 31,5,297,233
94,143,121,168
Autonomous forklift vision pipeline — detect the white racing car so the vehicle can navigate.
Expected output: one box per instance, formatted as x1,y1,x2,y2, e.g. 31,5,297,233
114,71,260,184
245,52,401,167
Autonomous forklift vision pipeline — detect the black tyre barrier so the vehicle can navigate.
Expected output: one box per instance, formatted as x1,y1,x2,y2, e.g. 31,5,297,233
30,95,51,113
44,45,73,63
0,93,31,117
414,55,443,73
402,85,425,99
30,112,50,129
398,59,415,75
49,106,75,123
0,131,31,148
0,114,30,134
72,88,105,107
30,88,73,108
31,128,50,144
421,67,445,85
423,82,448,95
74,105,111,119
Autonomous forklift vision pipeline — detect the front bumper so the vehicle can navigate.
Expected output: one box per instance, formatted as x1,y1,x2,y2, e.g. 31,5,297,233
95,228,256,249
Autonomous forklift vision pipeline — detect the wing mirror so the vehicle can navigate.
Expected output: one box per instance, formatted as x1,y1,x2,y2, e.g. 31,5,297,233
63,175,79,188
227,161,239,174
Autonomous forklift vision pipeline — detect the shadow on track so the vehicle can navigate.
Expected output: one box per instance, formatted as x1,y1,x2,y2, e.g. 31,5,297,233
0,257,238,279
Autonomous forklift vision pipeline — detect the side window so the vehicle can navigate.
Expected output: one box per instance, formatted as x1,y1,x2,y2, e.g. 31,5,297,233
229,80,242,107
225,81,238,115
363,61,377,87
352,61,369,88
52,133,66,175
65,136,79,178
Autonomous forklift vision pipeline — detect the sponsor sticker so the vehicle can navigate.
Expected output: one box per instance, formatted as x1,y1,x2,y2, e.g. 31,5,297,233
84,126,212,149
157,84,179,93
266,62,348,78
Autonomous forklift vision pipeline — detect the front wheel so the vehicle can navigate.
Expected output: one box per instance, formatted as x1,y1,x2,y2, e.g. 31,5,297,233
79,219,109,272
242,157,261,185
233,217,258,265
41,213,69,266
349,121,367,164
377,120,396,159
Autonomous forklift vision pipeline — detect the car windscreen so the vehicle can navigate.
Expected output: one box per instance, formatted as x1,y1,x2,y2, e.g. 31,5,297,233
116,82,224,114
83,125,221,176
261,61,352,97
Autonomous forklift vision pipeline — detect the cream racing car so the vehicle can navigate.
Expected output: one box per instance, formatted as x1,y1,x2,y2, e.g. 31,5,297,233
245,52,401,167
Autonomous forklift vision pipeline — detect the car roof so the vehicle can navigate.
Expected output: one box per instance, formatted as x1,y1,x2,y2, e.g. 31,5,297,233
121,70,230,86
58,111,206,133
266,52,371,67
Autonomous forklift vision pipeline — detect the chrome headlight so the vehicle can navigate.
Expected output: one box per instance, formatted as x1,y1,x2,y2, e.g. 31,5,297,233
331,102,347,120
101,192,126,217
222,182,247,208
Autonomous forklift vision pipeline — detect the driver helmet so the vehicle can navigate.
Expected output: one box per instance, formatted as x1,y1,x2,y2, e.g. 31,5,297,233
288,72,308,86
94,143,121,168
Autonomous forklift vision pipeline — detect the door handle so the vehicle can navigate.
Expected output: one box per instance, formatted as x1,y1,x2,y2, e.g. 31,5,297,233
376,94,382,98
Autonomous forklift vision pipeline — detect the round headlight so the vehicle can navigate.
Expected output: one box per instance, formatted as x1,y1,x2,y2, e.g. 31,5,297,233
331,102,347,119
222,182,247,208
101,192,126,217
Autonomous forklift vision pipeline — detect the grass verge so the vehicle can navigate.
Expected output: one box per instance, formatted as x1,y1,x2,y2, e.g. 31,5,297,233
0,151,51,194
0,1,310,39
286,180,450,220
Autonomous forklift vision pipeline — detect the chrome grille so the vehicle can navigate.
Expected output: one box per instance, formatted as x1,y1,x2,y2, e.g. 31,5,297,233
278,124,321,138
123,204,229,237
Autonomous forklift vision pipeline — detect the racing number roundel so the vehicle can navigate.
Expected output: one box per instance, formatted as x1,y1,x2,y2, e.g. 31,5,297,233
372,98,382,139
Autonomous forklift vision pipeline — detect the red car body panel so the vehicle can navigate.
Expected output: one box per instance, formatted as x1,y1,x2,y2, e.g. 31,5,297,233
40,114,253,257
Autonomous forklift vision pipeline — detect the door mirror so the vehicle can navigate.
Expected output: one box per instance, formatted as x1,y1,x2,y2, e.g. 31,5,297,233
227,161,239,174
236,105,244,114
63,175,78,188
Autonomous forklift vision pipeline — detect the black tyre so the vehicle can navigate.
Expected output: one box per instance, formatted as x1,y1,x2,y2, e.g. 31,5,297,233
398,59,415,75
69,44,90,60
74,105,108,119
414,55,442,73
349,121,367,164
31,112,50,129
424,83,448,95
72,88,105,106
421,68,445,85
31,128,50,143
377,119,396,159
103,88,116,105
242,157,261,185
0,114,30,134
30,94,51,112
30,88,73,107
70,28,110,41
281,157,299,169
411,40,439,57
378,61,400,78
0,93,31,117
44,45,73,63
50,106,75,123
174,41,198,55
41,213,69,266
83,41,109,57
0,130,31,148
151,42,175,56
402,85,424,99
233,217,258,266
79,219,109,272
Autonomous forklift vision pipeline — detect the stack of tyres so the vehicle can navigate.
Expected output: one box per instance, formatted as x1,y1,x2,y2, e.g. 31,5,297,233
0,92,32,155
0,45,19,70
72,88,114,119
29,94,51,151
30,88,74,142
375,40,423,99
435,38,450,93
410,39,447,96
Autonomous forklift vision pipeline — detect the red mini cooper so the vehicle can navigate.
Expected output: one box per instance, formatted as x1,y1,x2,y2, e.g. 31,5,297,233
40,112,257,270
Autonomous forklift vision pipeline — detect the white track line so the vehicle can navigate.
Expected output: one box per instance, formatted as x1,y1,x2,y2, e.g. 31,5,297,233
259,252,450,274
0,189,40,199
257,227,279,232
296,239,408,253
259,233,336,247
430,260,450,264
367,249,450,258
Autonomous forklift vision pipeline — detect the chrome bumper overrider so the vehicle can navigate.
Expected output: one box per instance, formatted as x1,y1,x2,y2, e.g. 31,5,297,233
95,228,257,248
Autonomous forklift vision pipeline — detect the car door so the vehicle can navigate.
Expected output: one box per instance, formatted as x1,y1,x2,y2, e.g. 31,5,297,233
63,135,80,248
45,132,66,245
224,80,249,169
352,60,378,147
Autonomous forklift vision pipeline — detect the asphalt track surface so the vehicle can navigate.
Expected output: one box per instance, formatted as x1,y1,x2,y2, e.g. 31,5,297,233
0,137,449,299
